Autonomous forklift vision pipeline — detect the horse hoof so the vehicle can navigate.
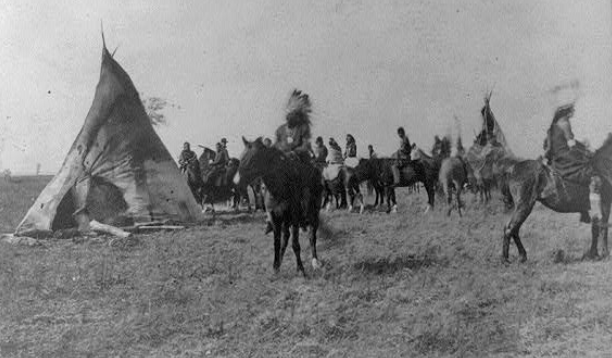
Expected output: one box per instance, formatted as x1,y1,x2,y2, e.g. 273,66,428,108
348,205,353,212
391,205,398,214
519,255,527,263
582,251,600,261
312,258,322,270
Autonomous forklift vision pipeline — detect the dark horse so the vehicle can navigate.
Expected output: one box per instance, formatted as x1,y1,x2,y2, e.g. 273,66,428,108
349,154,437,213
235,137,324,275
501,135,612,263
186,147,262,213
183,157,204,203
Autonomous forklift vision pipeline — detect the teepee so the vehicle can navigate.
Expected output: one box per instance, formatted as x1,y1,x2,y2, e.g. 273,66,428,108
465,92,515,181
15,39,203,237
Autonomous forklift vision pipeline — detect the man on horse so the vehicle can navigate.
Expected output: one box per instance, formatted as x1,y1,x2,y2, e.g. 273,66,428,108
206,141,230,185
344,134,357,159
178,142,197,173
264,90,316,233
327,138,343,165
392,127,412,187
274,90,314,163
313,136,328,167
542,103,594,223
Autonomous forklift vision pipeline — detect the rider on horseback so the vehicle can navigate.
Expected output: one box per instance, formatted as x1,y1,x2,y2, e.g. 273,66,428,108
207,142,229,185
327,138,344,164
265,90,315,234
344,134,357,159
178,142,197,173
392,127,412,187
542,103,594,223
313,136,328,166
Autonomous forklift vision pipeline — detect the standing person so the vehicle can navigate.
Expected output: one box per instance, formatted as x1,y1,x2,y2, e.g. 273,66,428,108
313,136,328,165
344,134,357,159
368,144,377,159
392,127,411,187
178,142,197,173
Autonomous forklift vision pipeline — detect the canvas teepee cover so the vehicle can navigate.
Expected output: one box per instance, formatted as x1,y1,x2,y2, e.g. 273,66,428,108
466,94,515,180
15,43,203,237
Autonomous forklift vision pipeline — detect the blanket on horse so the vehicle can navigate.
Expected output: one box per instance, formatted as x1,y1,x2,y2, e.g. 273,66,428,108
540,163,591,212
344,157,359,168
323,164,343,181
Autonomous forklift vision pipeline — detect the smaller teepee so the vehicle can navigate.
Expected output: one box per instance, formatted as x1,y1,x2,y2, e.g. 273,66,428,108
466,92,515,180
15,37,203,237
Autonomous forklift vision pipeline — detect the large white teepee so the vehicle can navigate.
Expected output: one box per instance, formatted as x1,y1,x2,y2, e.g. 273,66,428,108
15,41,203,237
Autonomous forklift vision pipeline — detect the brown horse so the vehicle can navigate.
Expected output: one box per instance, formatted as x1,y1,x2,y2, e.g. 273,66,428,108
235,137,324,276
501,135,612,263
349,155,437,213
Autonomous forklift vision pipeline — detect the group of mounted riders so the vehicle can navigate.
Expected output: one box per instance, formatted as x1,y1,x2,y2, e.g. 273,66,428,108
178,89,602,229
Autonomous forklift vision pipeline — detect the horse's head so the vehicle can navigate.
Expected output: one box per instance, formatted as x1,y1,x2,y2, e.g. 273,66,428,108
234,136,269,186
411,145,426,161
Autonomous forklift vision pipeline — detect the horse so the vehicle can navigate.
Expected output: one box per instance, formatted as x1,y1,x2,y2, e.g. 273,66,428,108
437,156,469,216
349,155,437,213
183,157,204,203
321,163,348,211
235,137,324,275
193,146,262,213
501,134,612,263
320,161,365,213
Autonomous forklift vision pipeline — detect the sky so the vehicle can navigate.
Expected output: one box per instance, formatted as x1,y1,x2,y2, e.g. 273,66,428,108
1,0,612,174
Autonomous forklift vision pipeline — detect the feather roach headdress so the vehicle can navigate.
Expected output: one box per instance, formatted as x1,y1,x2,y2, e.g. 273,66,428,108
285,89,312,133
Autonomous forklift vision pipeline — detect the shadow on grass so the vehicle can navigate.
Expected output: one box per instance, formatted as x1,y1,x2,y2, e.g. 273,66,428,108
210,212,265,226
353,252,448,275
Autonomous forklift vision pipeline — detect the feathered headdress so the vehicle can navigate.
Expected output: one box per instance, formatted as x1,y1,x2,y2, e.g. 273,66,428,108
285,89,312,130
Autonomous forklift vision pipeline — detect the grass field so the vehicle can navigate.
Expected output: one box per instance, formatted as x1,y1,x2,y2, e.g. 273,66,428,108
1,176,611,357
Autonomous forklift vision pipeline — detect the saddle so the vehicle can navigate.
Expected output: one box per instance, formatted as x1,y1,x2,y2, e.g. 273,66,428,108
204,166,228,187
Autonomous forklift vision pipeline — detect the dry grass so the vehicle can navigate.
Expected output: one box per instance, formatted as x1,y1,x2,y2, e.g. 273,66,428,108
1,176,612,357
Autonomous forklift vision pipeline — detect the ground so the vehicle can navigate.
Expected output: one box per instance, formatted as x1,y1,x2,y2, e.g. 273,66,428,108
1,176,611,357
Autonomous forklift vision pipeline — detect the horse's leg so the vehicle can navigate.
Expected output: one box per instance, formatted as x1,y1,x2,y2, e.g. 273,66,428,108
356,188,365,214
598,181,611,257
424,183,435,213
272,216,282,272
457,183,463,217
445,182,452,216
310,219,321,270
291,225,306,276
340,183,348,209
502,195,535,263
457,183,464,216
279,219,291,268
